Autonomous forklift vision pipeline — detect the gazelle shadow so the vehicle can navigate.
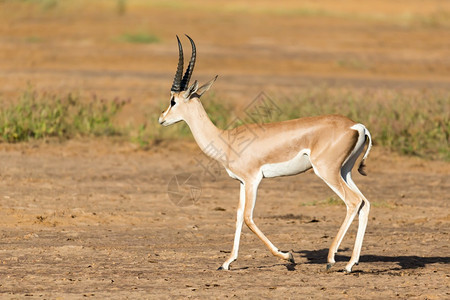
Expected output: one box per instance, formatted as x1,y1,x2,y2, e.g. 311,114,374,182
232,261,297,272
295,248,450,271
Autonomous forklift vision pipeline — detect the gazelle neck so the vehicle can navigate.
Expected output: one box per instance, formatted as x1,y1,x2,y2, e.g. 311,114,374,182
183,99,224,159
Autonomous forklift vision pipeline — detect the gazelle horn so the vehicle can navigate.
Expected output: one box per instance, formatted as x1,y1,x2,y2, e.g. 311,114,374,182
180,35,196,91
171,35,184,92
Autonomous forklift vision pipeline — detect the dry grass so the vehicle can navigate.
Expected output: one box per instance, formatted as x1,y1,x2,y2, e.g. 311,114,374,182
0,1,448,162
276,89,449,161
143,88,449,161
0,89,127,142
1,87,447,161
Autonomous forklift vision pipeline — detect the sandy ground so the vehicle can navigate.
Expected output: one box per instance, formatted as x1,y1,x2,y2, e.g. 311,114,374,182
0,1,449,299
0,140,448,299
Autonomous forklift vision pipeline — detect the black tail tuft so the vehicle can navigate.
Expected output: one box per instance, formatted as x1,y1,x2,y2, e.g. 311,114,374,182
358,161,367,176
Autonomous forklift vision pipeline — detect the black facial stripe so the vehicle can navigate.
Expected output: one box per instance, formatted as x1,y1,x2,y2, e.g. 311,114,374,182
170,98,176,107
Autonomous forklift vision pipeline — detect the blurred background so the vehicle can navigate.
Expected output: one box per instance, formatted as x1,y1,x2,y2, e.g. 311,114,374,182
0,0,449,158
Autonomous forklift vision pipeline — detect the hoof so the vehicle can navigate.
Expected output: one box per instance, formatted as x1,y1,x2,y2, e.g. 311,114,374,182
326,263,334,271
288,252,295,264
217,266,229,271
344,267,353,274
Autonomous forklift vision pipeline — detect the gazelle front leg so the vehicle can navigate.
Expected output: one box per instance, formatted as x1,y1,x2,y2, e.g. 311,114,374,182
219,183,246,270
243,176,294,264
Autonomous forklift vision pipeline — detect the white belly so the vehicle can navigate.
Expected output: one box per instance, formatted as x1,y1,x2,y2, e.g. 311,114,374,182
260,149,312,178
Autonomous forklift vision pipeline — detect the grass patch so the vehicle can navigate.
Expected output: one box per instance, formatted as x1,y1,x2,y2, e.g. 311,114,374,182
371,201,396,209
145,89,449,161
131,113,192,150
8,0,59,10
1,88,448,162
324,196,344,206
24,36,43,43
118,32,160,44
301,197,344,207
132,94,234,149
272,89,449,161
336,58,370,71
0,89,126,142
299,197,394,208
300,198,397,208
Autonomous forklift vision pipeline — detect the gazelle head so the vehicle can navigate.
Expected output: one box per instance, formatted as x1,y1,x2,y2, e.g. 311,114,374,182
159,35,217,126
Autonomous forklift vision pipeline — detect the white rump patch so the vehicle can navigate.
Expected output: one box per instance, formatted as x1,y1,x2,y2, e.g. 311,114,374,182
350,123,364,132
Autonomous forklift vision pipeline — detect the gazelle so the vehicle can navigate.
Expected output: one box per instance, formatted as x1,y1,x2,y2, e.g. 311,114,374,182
159,35,372,273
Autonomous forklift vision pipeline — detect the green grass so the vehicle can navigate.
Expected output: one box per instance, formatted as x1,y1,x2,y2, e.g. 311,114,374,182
301,197,395,208
24,36,43,43
8,0,59,10
132,94,234,149
118,32,160,44
144,1,450,29
0,89,126,142
300,197,344,207
6,1,450,29
274,89,449,161
336,58,370,71
147,89,449,161
1,88,448,162
116,0,127,15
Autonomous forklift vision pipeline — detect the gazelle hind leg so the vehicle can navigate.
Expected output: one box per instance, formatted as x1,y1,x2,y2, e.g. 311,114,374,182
341,169,370,272
340,132,371,272
243,176,293,263
311,163,363,271
345,198,370,272
326,197,360,270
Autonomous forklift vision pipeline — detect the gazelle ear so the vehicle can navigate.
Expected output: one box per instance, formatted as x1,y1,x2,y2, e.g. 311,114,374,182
184,80,199,99
195,75,218,97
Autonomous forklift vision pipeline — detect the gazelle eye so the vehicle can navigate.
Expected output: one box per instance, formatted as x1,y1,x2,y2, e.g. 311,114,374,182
170,98,176,107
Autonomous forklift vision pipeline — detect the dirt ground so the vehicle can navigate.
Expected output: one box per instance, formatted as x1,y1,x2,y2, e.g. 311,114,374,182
0,1,449,299
0,141,448,299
